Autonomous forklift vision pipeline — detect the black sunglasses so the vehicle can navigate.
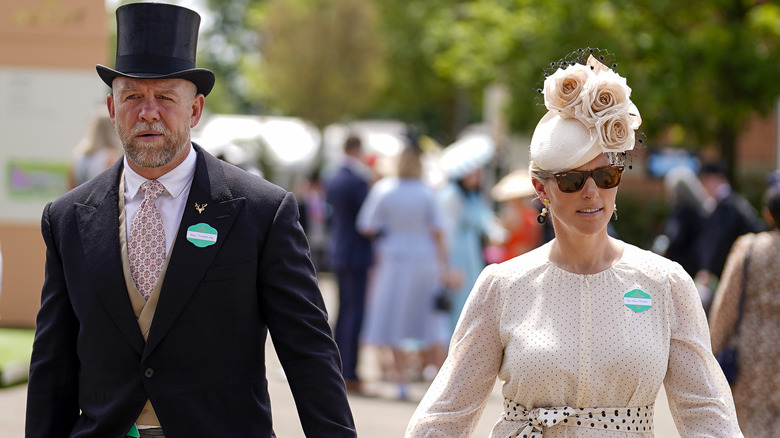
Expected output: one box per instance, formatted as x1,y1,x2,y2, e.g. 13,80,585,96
538,166,624,193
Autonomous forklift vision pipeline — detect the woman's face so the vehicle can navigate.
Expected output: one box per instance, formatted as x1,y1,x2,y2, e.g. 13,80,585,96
534,154,618,238
460,169,482,191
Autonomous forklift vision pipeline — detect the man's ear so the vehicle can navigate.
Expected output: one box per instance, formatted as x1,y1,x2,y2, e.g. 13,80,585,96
190,93,205,128
106,93,116,123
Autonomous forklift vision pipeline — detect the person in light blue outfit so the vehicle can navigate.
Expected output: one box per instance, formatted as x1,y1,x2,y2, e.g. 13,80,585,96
437,135,506,337
358,145,449,400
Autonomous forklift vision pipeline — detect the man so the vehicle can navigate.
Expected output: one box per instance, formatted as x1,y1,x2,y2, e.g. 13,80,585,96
325,135,373,393
25,4,356,437
695,160,764,310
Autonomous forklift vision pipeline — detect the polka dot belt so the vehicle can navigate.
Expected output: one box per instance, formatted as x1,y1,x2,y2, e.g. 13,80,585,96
503,399,654,437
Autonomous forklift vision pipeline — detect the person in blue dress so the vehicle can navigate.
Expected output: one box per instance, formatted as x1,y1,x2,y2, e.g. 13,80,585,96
358,145,449,400
437,135,506,336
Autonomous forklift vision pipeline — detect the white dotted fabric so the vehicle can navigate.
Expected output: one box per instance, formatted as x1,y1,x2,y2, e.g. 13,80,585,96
406,241,742,437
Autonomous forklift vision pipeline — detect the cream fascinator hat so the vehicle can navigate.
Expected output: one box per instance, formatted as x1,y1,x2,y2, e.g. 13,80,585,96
530,51,642,173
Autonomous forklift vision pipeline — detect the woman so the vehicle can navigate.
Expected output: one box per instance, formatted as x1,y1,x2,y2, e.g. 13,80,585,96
406,49,742,437
438,135,506,336
68,109,123,189
491,169,544,261
358,145,449,400
709,177,780,438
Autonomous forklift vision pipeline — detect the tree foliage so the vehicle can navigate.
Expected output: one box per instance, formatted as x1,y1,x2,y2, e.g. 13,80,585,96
195,0,780,173
200,0,265,114
420,0,780,174
254,0,386,129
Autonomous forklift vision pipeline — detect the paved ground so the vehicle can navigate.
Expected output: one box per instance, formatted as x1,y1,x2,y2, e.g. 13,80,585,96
1,273,682,437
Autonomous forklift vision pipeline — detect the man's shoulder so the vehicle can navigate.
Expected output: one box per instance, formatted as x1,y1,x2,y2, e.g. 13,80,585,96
207,155,289,205
717,192,763,230
326,165,367,191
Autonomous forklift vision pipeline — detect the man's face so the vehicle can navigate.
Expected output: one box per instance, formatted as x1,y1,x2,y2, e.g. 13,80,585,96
108,77,203,171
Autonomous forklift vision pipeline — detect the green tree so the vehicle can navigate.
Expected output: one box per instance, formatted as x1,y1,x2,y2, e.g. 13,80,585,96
200,0,267,114
255,0,386,130
369,1,484,144
199,0,483,144
420,0,780,178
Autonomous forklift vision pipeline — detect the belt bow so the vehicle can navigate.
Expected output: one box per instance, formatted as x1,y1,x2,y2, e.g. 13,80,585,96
503,399,655,436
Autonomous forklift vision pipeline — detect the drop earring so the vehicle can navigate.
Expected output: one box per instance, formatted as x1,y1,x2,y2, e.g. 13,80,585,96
537,199,550,224
612,204,618,221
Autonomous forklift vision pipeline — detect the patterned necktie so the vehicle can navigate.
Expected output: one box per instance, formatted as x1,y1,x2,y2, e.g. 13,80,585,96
128,180,166,300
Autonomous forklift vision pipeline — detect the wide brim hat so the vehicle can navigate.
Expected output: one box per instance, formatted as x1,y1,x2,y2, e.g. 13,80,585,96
439,134,495,180
491,169,535,202
97,3,215,96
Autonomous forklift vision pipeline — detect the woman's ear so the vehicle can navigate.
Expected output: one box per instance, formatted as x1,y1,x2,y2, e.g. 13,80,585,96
532,178,547,200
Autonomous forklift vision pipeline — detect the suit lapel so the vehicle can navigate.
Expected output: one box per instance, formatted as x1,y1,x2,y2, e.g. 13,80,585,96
75,161,145,355
144,145,244,358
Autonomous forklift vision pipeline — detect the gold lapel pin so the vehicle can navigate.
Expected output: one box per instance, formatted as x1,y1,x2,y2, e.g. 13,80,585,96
195,203,207,214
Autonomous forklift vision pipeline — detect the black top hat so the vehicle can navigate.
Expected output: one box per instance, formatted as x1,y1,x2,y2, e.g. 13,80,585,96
96,3,215,96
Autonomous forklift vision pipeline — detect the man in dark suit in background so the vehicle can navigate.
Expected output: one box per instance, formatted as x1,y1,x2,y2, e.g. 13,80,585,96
325,135,374,394
25,3,355,437
695,161,764,311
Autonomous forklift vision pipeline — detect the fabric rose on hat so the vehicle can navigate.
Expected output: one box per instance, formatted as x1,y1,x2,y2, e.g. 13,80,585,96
627,102,642,130
576,69,632,126
530,54,642,172
596,110,634,151
543,64,594,117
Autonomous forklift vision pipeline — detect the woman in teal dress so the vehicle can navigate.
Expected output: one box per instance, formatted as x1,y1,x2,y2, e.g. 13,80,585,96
437,136,506,336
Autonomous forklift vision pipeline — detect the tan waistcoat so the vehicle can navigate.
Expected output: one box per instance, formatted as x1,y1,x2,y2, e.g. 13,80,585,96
118,174,176,427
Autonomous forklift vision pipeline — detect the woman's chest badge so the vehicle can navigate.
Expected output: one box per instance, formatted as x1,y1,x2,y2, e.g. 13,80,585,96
624,289,652,312
186,223,218,247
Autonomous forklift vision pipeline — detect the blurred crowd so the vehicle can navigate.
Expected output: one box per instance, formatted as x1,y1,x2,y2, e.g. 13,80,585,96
63,115,780,434
294,131,540,400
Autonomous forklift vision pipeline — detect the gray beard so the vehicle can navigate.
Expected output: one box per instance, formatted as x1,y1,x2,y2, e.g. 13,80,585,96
117,121,189,168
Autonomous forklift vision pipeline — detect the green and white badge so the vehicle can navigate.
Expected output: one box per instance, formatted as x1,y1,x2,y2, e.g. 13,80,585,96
186,223,218,248
624,289,652,312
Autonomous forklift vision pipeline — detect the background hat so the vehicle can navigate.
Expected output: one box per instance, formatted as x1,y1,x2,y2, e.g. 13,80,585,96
439,134,495,180
96,3,215,96
698,160,729,177
491,169,535,202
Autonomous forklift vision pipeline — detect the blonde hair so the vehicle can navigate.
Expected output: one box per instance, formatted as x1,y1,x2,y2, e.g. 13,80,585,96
397,147,422,179
74,111,122,156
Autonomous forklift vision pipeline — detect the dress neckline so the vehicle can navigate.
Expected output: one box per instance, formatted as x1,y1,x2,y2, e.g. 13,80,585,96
544,240,629,276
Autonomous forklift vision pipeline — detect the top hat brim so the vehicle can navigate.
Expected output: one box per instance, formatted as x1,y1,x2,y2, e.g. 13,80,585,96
97,64,215,97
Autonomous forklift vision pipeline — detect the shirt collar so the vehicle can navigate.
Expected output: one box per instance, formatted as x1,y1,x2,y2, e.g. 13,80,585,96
124,145,197,200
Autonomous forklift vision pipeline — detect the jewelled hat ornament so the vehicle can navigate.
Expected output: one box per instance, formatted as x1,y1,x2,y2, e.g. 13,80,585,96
530,52,642,173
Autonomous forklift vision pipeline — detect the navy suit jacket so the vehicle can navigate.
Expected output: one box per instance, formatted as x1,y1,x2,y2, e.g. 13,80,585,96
325,164,372,270
698,191,764,278
26,145,356,437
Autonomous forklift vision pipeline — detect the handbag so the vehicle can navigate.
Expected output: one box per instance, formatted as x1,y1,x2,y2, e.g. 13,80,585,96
433,288,452,312
715,241,753,385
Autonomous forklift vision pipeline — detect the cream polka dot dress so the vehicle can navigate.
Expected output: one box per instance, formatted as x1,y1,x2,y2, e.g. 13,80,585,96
406,241,742,437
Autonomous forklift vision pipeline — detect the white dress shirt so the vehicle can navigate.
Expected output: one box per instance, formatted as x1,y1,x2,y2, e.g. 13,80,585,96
123,146,197,256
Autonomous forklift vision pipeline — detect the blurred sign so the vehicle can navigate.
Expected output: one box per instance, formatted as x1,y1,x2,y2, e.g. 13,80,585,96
0,0,107,69
7,159,69,200
646,148,699,178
